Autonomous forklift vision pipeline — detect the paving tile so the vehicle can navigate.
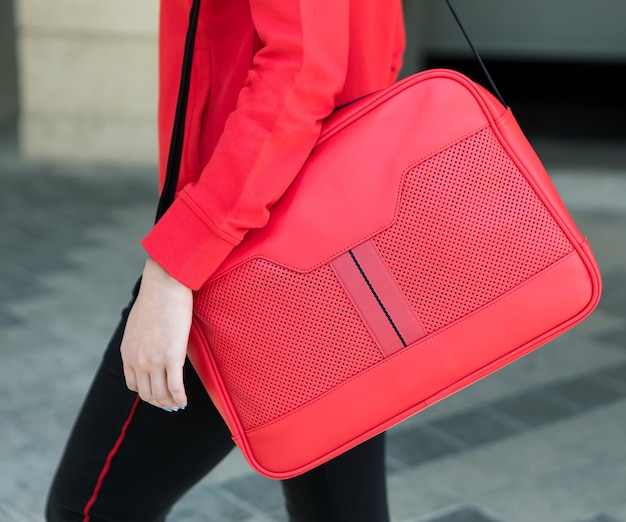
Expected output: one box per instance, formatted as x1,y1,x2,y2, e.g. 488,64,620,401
519,330,626,386
387,425,462,467
235,518,281,522
0,258,50,302
597,329,626,351
429,408,520,448
263,508,288,522
236,518,282,522
0,303,22,326
0,505,32,522
562,456,626,520
0,322,102,383
9,402,92,452
167,482,254,522
464,429,593,478
387,469,464,522
474,479,592,522
6,294,124,354
389,449,520,508
599,362,626,384
545,375,625,410
205,450,258,485
564,211,626,275
575,515,623,522
468,437,626,521
0,447,57,522
0,418,30,455
595,271,626,310
572,307,625,338
549,172,626,215
534,399,626,462
420,505,503,522
489,389,578,428
220,474,285,515
470,456,612,522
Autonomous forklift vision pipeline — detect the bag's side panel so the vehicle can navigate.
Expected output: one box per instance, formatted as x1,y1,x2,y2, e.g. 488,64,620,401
493,109,602,310
187,320,241,437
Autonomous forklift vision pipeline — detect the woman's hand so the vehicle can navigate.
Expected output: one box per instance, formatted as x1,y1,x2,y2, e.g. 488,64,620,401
121,257,192,411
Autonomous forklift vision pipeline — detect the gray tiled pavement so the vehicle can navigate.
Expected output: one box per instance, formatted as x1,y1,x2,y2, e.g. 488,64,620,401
1,135,625,522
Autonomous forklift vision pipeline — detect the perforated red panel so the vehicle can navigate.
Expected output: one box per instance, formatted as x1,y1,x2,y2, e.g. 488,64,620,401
194,263,383,429
373,128,573,333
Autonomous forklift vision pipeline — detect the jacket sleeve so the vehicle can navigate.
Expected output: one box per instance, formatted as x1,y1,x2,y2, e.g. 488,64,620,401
142,0,351,290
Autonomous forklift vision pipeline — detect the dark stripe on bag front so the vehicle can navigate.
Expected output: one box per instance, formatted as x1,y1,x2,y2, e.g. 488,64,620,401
348,250,407,346
330,240,426,356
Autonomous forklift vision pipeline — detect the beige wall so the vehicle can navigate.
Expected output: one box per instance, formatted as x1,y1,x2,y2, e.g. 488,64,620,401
13,0,626,166
13,1,428,166
15,0,159,164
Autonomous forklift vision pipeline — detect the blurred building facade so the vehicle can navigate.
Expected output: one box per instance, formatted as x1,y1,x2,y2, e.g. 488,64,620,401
6,0,159,164
2,0,625,166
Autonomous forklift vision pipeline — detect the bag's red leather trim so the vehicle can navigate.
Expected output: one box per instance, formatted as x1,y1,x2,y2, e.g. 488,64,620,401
330,240,425,356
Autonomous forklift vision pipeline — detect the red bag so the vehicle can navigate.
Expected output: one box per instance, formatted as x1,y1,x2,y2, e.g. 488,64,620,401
153,0,601,479
186,68,602,478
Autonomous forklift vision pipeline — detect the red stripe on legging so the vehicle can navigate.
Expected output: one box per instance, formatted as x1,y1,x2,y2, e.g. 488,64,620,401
82,395,141,522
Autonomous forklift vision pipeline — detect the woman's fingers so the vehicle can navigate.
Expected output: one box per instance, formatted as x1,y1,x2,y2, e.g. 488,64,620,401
166,363,188,409
131,368,183,411
135,372,158,407
123,365,138,394
123,355,187,411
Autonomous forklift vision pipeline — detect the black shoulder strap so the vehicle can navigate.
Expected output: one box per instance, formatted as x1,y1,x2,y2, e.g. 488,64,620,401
444,0,507,107
155,0,201,223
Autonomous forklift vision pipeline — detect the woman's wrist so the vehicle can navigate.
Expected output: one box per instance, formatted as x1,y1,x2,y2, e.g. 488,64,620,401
143,257,188,288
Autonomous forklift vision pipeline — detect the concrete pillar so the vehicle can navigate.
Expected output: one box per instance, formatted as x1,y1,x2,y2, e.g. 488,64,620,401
0,0,19,134
14,0,159,165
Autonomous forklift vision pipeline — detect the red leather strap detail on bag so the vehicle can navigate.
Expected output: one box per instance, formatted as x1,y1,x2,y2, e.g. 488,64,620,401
82,396,141,522
331,240,425,355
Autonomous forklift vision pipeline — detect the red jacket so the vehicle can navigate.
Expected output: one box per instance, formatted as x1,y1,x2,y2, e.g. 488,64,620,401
142,0,406,289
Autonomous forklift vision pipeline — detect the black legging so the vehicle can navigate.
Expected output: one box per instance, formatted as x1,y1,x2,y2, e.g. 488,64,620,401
45,294,389,522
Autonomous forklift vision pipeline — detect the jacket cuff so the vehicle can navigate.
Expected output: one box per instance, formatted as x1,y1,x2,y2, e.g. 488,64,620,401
141,196,238,290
